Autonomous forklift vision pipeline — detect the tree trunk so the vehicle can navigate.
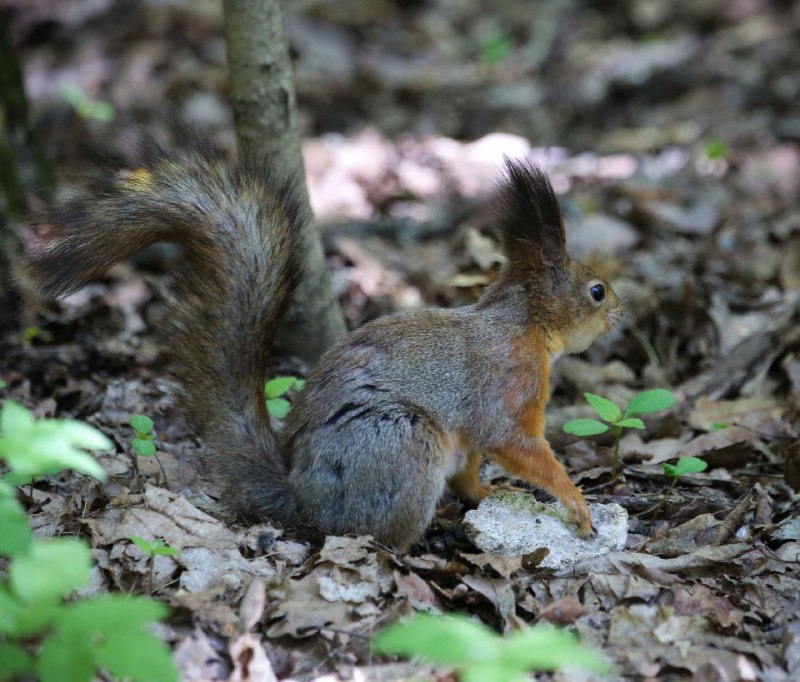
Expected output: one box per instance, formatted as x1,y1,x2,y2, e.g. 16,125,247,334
222,0,346,365
0,10,53,309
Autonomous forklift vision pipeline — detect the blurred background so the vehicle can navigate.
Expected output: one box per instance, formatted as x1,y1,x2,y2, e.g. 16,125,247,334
3,0,799,385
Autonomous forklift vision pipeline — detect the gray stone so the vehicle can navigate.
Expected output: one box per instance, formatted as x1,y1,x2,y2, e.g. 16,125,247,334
463,491,628,570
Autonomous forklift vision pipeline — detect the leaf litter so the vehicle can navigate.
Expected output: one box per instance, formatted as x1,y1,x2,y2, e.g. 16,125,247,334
2,0,800,680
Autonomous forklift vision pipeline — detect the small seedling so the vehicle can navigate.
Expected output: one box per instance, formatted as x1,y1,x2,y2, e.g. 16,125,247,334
654,456,708,515
60,83,115,123
21,325,53,346
128,536,178,594
265,376,305,419
128,415,169,485
563,389,676,480
374,613,609,681
481,32,511,66
705,139,728,160
129,413,156,468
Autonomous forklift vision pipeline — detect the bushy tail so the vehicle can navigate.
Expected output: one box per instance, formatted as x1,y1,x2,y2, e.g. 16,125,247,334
21,151,308,525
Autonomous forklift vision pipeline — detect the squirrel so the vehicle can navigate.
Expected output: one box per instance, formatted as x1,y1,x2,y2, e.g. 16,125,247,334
20,149,622,551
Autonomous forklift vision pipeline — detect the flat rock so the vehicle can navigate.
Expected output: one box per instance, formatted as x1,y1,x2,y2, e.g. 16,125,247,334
463,491,628,570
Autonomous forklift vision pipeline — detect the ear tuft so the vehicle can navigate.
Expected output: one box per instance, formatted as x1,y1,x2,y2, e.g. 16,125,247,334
492,156,567,269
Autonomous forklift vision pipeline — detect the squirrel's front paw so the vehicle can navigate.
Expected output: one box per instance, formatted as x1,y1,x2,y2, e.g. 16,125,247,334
566,500,595,538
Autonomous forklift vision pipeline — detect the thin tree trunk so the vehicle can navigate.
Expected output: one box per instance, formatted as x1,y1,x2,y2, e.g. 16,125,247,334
222,0,346,364
0,10,53,308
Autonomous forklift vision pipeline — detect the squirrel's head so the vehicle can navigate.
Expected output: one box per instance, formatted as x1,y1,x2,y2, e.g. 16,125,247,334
490,157,623,355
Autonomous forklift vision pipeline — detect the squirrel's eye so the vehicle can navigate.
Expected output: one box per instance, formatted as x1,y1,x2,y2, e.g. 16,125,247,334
590,284,605,302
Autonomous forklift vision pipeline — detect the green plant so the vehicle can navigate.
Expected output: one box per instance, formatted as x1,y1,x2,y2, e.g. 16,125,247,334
22,325,53,347
704,139,728,160
374,613,608,682
0,379,6,389
265,376,305,419
128,536,178,594
0,400,177,682
480,33,511,65
563,389,676,480
59,84,115,123
0,397,67,498
655,456,708,514
129,414,156,458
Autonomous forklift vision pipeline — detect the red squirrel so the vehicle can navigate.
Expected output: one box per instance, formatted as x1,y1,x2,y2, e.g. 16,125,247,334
21,152,623,550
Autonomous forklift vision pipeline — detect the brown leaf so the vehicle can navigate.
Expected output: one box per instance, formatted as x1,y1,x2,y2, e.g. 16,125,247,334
785,441,800,492
556,544,755,577
239,579,266,633
267,572,355,639
679,426,763,462
689,396,785,433
538,595,584,625
228,632,278,682
393,570,442,612
460,574,524,632
458,552,523,579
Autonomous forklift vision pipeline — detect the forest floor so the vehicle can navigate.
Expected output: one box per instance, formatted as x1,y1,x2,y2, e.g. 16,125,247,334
2,0,800,680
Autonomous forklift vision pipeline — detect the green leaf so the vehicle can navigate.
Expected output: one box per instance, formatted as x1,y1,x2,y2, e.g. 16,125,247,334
15,603,61,637
663,463,678,477
3,470,34,486
0,586,22,634
0,642,35,681
0,400,35,436
132,438,157,456
615,417,645,429
10,539,91,603
461,663,518,682
153,545,178,557
624,389,676,417
0,584,60,637
710,421,728,431
583,393,621,423
96,631,178,682
5,430,107,480
0,379,6,389
705,139,728,160
562,419,610,437
57,420,113,451
0,404,109,481
86,100,114,123
374,614,500,665
130,414,154,434
55,595,169,636
129,536,177,557
0,496,33,556
673,457,708,476
266,398,291,419
265,376,299,399
38,632,95,682
502,625,608,673
481,33,511,65
129,535,154,554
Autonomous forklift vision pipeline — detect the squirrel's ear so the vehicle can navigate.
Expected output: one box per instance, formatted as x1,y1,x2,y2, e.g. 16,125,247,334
492,157,567,269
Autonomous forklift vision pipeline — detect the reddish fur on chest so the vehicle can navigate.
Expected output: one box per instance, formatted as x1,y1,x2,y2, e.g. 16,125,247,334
504,330,551,438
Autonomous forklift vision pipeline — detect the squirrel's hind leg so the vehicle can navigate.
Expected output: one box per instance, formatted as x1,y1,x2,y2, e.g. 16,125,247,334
448,448,491,501
289,404,451,551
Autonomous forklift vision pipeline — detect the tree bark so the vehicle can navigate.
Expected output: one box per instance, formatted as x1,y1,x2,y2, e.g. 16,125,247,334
0,10,53,307
222,0,346,364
